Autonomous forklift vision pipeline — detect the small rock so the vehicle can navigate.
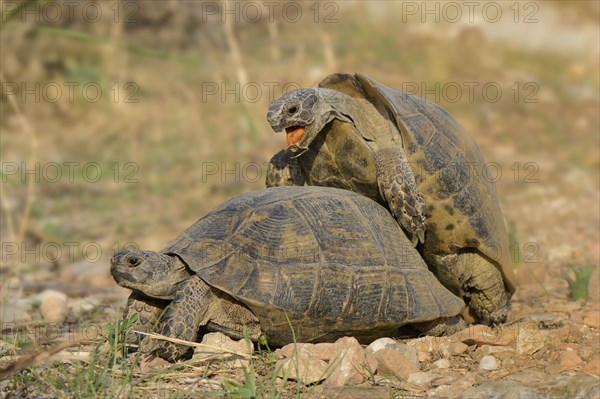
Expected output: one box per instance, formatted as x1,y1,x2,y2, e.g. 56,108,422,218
373,348,419,380
433,358,451,369
449,341,469,355
276,342,343,362
479,355,499,370
407,371,440,387
451,324,511,347
551,325,584,343
38,290,68,324
407,336,451,362
200,332,251,352
498,322,546,355
324,337,375,387
366,338,419,368
314,342,336,361
365,337,397,354
582,355,600,376
276,346,329,385
582,310,600,328
558,350,584,369
388,344,419,367
194,332,251,368
276,343,314,359
515,325,546,355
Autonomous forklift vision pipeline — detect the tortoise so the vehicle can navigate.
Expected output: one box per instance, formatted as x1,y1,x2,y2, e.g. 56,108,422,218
265,73,515,325
111,186,465,362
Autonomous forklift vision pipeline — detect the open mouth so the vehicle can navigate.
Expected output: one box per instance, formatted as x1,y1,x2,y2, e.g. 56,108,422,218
285,126,305,146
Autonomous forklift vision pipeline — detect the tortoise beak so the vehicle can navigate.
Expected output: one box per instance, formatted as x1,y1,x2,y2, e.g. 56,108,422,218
267,111,284,132
110,265,140,286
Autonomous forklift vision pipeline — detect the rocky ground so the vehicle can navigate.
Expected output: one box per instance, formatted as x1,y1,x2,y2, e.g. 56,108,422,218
0,255,598,398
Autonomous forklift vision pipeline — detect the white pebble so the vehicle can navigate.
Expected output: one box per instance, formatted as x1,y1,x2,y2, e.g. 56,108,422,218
365,337,397,354
479,355,499,370
38,290,68,324
433,358,451,369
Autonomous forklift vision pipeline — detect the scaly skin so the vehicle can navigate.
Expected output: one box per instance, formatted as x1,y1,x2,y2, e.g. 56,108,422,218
153,277,209,361
425,251,509,324
122,292,168,349
375,146,427,245
153,277,262,362
266,149,305,187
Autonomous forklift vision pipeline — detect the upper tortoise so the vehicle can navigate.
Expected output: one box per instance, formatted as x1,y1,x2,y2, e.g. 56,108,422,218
266,73,515,325
111,186,465,362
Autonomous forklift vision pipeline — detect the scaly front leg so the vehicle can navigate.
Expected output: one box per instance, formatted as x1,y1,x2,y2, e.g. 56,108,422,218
266,149,305,187
122,292,168,351
153,276,216,362
375,145,427,246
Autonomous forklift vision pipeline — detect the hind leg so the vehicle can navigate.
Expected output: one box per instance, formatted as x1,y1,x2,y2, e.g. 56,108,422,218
425,252,510,325
462,253,510,324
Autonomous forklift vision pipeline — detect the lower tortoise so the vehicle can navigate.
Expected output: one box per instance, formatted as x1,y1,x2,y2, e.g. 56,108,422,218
111,186,465,362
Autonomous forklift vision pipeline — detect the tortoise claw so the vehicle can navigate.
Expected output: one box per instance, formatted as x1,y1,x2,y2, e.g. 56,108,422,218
417,228,425,245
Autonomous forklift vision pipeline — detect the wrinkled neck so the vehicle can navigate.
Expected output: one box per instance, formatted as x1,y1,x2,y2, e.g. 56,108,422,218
147,255,193,299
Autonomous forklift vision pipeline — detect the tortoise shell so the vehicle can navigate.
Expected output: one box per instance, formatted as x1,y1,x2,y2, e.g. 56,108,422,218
162,186,463,345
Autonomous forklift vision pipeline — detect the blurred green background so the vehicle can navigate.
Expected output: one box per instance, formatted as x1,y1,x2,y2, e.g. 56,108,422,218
1,0,598,282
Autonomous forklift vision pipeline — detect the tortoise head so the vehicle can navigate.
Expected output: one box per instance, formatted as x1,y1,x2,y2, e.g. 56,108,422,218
110,249,192,300
267,88,354,154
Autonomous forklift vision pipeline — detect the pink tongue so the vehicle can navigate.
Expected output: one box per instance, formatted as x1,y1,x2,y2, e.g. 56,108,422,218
285,126,305,146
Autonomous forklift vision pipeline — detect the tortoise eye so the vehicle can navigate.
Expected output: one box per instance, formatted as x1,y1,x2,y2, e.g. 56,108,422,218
288,106,298,115
128,257,139,266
